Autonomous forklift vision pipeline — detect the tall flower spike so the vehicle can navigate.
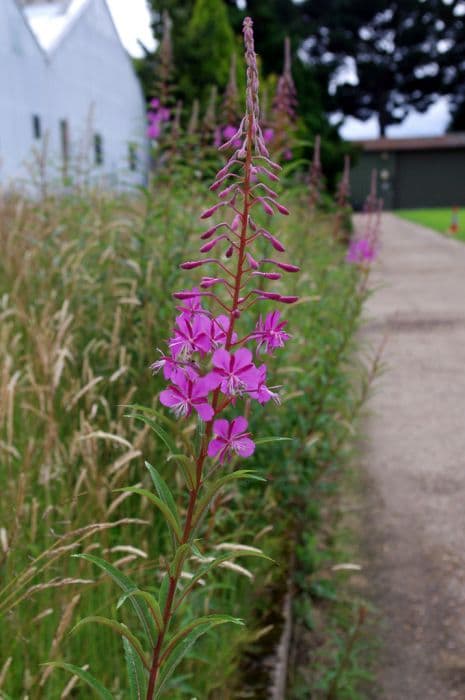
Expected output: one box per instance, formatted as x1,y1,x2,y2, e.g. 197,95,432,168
337,154,351,209
347,169,383,267
203,85,218,145
159,11,174,103
187,99,200,137
309,134,324,210
222,52,241,125
333,154,351,240
148,17,299,696
271,36,298,158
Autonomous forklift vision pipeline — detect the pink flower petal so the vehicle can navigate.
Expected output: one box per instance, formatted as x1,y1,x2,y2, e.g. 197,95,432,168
195,402,214,421
212,419,230,440
208,437,225,458
233,437,255,458
230,416,248,436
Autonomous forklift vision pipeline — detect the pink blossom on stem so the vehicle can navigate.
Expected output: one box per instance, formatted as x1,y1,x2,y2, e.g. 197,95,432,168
169,315,211,360
207,417,255,464
159,372,214,421
252,311,290,353
207,348,260,397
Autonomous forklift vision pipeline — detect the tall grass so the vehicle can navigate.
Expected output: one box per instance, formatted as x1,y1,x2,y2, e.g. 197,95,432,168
0,179,368,698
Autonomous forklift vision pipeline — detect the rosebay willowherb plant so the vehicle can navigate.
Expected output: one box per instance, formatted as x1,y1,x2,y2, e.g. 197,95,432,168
53,17,299,699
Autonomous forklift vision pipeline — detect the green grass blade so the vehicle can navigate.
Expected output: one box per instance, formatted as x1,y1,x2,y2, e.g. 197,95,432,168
44,662,114,699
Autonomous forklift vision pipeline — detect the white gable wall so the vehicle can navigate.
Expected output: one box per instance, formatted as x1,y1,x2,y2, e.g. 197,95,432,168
0,0,148,190
0,0,47,184
46,0,148,187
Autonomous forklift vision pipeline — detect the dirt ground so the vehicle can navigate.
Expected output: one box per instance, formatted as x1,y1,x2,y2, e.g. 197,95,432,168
357,213,465,700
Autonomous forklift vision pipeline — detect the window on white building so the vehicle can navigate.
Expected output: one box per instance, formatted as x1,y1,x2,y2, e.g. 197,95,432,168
94,134,104,166
32,115,41,140
128,142,137,171
59,119,70,176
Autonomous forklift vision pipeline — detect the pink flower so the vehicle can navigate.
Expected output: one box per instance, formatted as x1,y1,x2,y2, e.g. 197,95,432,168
346,238,377,264
150,354,197,381
175,288,203,319
208,417,255,463
207,348,260,397
169,315,211,360
252,311,290,353
223,124,238,140
210,315,237,347
263,128,274,144
147,121,161,140
159,372,214,421
249,364,280,405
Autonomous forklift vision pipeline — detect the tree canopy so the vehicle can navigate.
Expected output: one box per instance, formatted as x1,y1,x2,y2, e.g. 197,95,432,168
143,0,465,139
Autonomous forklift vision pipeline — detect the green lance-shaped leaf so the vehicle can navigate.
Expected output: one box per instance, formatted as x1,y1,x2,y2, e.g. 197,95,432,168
177,549,272,605
169,543,192,579
124,409,196,487
158,573,170,614
117,589,163,634
145,461,182,550
71,617,149,670
115,488,182,544
124,412,177,455
155,616,244,696
254,436,294,446
193,470,266,533
166,453,196,490
73,554,157,647
123,636,148,700
45,662,114,699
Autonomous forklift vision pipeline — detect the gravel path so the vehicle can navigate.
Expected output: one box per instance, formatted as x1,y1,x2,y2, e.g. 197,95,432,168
359,213,465,700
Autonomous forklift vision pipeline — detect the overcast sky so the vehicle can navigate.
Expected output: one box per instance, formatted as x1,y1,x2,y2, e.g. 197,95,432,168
106,0,450,139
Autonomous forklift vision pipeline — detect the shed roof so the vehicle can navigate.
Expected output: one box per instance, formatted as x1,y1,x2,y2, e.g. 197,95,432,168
354,133,465,152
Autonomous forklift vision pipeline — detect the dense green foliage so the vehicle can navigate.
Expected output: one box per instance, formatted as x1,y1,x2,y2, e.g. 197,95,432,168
145,0,465,137
0,179,371,697
181,0,235,103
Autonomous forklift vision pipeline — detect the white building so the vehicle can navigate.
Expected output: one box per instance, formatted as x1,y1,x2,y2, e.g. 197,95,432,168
0,0,148,189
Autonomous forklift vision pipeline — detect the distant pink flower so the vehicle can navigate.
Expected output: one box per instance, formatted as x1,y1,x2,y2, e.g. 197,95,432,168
346,237,377,264
208,417,255,463
263,128,274,144
159,372,214,421
252,311,290,353
223,124,237,140
147,121,161,139
207,348,260,397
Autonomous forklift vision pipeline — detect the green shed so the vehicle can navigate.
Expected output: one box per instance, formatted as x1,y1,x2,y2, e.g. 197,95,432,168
350,134,465,210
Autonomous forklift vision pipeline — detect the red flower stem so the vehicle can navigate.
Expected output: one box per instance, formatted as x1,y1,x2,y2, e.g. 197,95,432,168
145,117,254,700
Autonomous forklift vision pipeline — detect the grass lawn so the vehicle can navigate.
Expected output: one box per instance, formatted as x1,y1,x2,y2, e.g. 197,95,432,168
397,208,465,242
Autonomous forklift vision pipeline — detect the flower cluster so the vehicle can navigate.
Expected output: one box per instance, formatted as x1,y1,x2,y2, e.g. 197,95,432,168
147,98,171,140
152,17,299,464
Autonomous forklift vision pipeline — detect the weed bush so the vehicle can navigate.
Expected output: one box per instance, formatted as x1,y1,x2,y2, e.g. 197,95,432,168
0,173,369,697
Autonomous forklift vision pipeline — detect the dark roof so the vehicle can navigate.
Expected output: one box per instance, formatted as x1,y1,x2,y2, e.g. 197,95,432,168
352,133,465,152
